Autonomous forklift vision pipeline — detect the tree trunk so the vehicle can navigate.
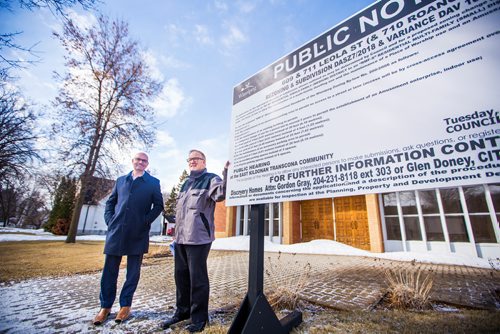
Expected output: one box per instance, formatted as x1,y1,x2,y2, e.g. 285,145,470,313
65,186,85,243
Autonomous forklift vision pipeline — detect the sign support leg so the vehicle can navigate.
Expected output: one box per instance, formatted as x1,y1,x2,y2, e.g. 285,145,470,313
228,204,302,333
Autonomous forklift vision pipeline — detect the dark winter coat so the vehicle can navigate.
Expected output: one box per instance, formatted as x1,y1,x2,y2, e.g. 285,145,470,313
104,171,163,255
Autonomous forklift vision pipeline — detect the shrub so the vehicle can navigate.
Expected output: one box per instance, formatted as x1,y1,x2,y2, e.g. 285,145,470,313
384,267,433,310
52,218,70,235
265,253,312,311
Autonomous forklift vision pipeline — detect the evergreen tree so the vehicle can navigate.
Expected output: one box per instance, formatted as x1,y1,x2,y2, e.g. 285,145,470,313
164,186,177,216
177,170,189,190
163,170,188,216
44,176,76,234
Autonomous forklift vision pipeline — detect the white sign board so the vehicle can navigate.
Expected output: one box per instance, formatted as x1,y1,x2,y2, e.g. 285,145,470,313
227,0,500,206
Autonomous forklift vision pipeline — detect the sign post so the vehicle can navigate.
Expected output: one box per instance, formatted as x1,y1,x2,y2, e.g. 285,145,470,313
228,204,302,334
227,0,499,332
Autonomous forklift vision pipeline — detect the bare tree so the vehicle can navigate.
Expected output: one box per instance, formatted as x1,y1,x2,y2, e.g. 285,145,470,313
0,0,98,77
52,15,163,243
0,181,17,226
0,32,40,79
2,0,97,14
0,175,50,228
16,184,50,229
0,82,41,181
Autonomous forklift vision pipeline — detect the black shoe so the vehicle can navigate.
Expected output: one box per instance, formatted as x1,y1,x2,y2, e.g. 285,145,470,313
186,321,206,333
161,314,189,330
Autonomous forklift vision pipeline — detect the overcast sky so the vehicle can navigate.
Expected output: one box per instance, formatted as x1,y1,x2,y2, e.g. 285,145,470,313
1,0,374,190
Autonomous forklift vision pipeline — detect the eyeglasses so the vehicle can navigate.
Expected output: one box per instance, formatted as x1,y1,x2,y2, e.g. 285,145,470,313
134,158,148,163
187,157,205,163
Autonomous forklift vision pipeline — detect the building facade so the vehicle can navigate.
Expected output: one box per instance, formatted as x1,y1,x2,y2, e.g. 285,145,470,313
215,182,500,259
77,192,164,236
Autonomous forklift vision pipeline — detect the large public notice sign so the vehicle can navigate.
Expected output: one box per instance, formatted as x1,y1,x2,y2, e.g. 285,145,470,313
227,0,500,206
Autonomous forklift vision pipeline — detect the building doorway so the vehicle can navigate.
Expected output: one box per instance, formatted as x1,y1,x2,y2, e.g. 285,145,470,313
300,198,334,242
334,195,371,250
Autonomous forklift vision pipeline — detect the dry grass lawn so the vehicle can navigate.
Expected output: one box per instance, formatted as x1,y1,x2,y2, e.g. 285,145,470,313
0,240,170,282
293,307,500,334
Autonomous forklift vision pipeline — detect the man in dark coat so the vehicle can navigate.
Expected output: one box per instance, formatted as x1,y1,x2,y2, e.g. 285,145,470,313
93,152,163,325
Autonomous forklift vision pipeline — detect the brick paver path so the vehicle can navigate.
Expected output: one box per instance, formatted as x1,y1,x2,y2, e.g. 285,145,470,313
0,251,498,333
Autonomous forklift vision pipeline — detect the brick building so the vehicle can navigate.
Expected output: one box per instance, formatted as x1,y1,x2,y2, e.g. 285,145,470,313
215,183,500,259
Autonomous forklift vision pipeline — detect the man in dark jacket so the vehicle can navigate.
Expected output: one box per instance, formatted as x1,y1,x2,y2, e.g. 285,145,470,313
93,152,163,325
161,149,228,333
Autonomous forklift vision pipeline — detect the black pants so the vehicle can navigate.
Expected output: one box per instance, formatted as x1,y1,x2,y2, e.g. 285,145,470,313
174,242,211,323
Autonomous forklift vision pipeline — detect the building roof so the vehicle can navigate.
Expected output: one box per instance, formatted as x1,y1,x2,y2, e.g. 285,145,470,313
83,176,115,205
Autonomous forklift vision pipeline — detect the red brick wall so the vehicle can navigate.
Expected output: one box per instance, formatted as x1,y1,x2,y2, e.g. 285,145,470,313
214,200,227,233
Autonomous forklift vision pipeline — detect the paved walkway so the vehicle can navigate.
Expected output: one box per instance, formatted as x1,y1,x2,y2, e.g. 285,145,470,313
0,251,499,333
